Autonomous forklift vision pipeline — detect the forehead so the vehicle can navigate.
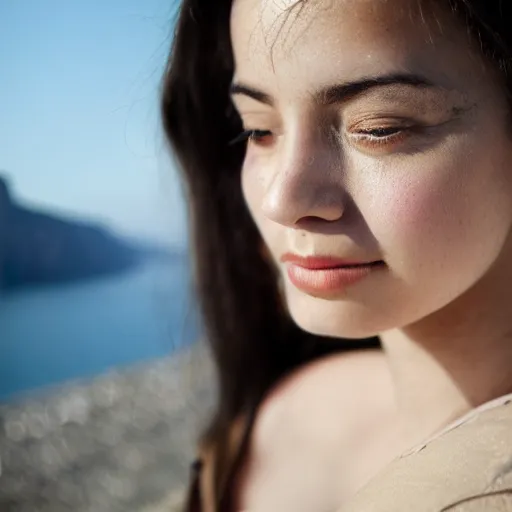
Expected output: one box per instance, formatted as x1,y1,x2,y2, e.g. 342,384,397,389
230,0,476,95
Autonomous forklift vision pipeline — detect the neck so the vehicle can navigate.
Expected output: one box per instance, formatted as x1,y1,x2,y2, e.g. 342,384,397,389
380,245,512,442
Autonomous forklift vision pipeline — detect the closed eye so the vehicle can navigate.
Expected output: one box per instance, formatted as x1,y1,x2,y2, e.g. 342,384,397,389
229,129,274,146
349,124,417,152
356,127,403,138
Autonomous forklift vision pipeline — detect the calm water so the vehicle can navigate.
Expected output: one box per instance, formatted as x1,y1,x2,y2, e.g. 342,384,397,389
0,257,199,401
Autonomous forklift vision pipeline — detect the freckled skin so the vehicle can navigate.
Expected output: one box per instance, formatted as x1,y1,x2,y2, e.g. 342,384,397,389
231,0,512,338
229,1,512,510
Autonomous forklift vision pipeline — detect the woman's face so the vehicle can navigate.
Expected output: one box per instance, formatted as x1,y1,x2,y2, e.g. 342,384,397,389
230,0,512,338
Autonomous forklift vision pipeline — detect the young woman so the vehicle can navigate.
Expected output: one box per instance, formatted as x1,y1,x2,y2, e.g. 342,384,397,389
161,1,512,510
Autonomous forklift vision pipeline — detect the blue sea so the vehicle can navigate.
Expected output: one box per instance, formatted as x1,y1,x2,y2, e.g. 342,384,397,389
0,257,199,401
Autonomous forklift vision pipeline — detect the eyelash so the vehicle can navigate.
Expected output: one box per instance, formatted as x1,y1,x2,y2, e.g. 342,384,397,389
229,126,411,148
229,129,273,146
351,126,409,146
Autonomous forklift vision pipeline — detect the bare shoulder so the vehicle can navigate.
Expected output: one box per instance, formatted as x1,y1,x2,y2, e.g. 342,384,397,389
235,349,395,511
252,348,394,458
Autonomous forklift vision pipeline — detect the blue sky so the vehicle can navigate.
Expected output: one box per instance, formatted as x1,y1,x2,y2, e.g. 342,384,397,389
1,0,186,246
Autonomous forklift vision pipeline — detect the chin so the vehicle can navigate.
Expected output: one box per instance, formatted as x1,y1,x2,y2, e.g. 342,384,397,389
285,294,387,340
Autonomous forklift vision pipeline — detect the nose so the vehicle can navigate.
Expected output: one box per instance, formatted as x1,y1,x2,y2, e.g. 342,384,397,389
261,131,347,228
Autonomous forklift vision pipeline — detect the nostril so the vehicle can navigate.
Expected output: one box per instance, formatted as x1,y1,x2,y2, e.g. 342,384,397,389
295,215,342,230
300,215,333,223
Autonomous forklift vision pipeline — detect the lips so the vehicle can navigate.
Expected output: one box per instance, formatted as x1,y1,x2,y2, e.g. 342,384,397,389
280,253,384,295
280,253,382,269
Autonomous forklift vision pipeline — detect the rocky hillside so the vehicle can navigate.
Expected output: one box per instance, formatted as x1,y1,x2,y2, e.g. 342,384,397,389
0,175,168,291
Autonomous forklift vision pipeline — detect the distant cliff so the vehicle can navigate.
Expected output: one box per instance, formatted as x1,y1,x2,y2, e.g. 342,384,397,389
0,175,168,291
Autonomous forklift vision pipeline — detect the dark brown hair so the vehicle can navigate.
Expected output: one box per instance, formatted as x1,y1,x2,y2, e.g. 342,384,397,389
161,0,512,509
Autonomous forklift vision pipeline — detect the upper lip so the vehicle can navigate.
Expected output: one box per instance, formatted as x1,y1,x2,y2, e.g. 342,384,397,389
280,253,381,269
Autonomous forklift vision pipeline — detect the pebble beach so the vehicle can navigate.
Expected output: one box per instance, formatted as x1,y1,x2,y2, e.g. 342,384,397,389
0,344,215,512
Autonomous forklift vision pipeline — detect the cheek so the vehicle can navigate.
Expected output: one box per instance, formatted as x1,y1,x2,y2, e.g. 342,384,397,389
241,157,269,236
367,151,512,281
241,156,259,220
242,158,286,269
378,175,460,254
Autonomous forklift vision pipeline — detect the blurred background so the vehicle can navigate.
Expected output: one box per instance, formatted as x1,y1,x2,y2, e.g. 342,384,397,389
1,1,214,510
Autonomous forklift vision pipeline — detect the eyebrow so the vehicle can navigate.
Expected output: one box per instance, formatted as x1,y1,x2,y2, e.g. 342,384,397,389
230,73,437,107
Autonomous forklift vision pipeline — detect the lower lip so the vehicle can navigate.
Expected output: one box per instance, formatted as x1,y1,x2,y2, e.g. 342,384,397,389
286,262,384,295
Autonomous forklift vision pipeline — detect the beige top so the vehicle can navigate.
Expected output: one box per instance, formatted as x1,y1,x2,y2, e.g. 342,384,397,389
344,394,512,512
